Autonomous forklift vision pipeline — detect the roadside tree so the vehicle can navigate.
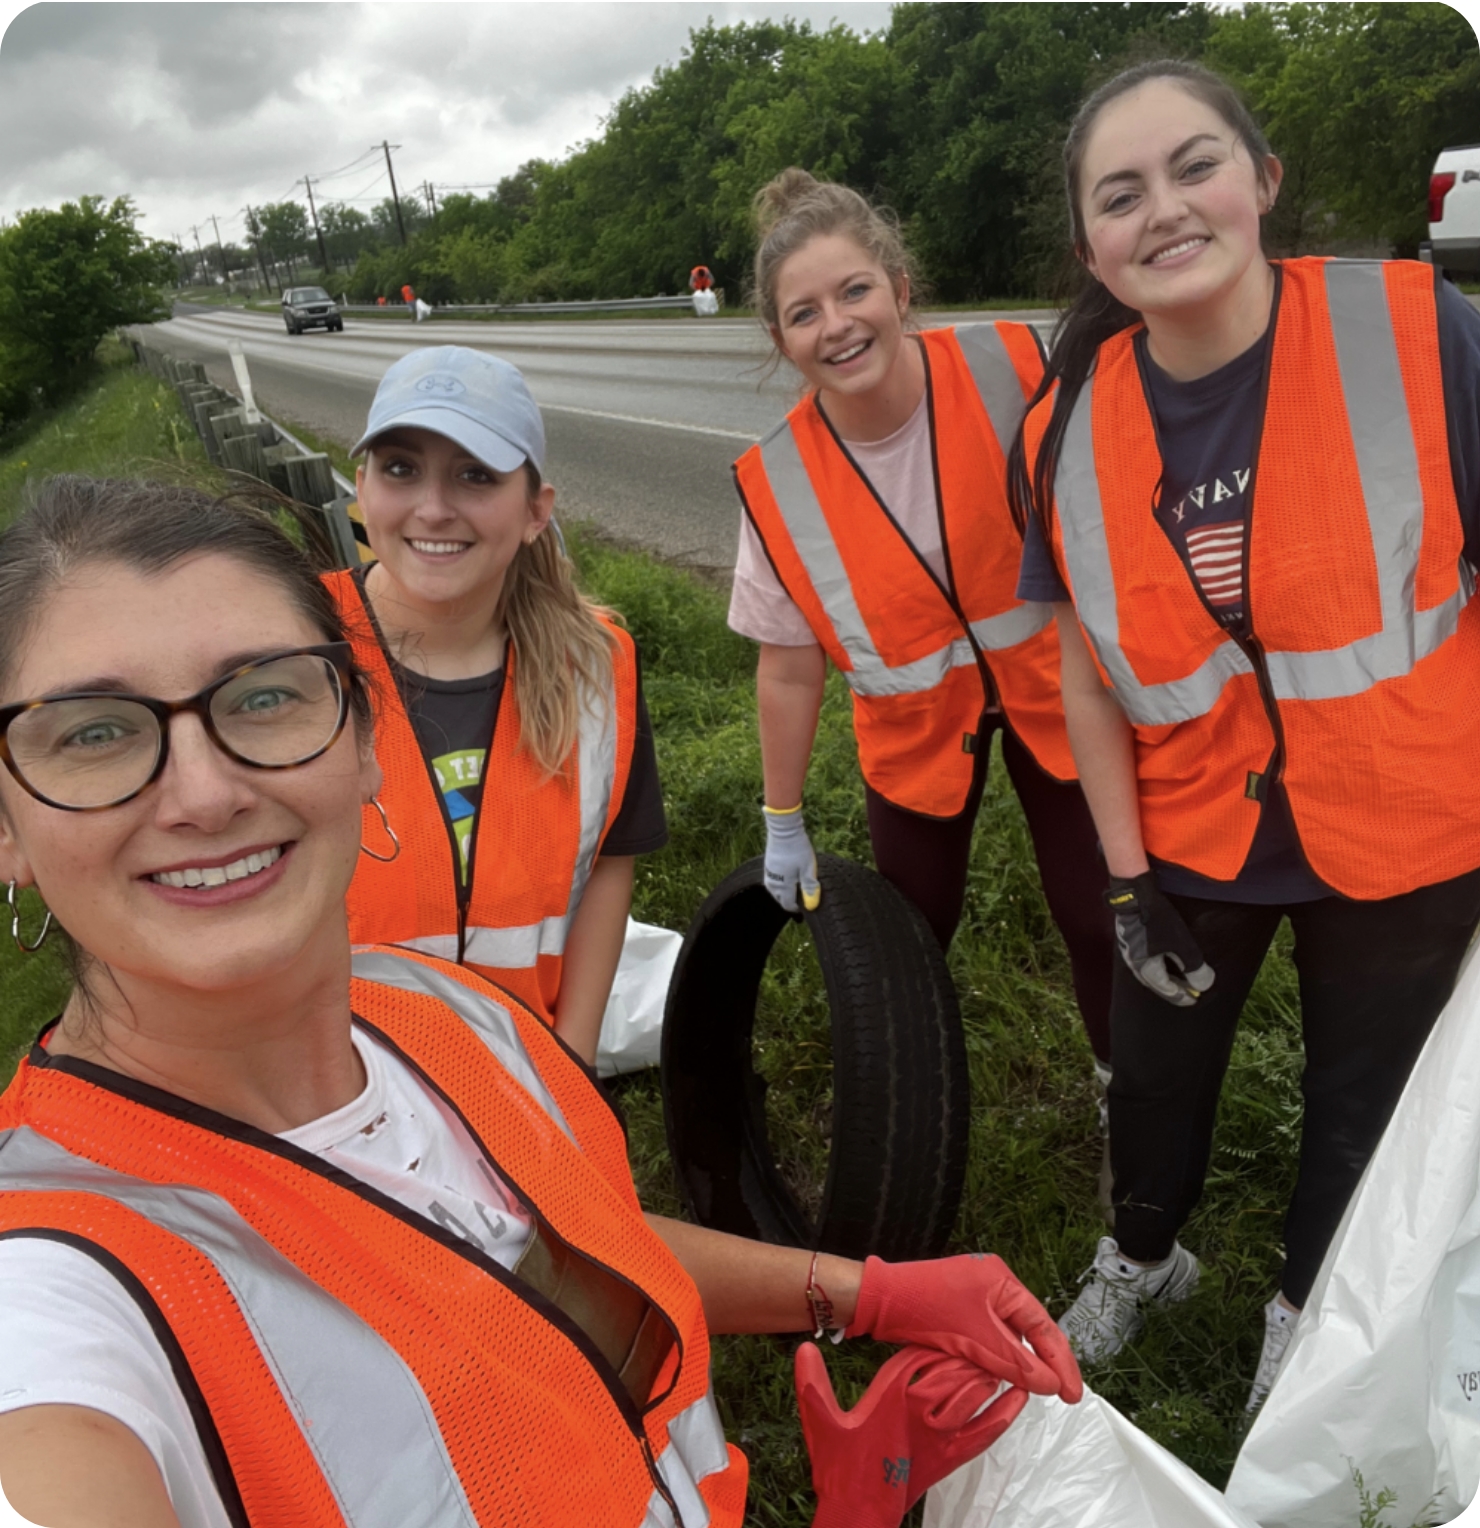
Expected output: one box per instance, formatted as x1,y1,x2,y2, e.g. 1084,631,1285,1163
0,195,173,429
256,201,314,282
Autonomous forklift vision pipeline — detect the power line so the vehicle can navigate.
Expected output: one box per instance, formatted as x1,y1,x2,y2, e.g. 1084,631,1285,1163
319,167,388,207
311,146,382,182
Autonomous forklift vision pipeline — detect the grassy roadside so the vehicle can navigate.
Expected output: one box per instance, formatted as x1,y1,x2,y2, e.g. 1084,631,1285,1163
0,356,1316,1519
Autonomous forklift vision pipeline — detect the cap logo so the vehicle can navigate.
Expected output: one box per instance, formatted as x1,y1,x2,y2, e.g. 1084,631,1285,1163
414,373,466,396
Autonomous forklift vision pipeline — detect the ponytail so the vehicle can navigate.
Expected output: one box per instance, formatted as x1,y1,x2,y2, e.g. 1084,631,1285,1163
497,466,619,781
1006,58,1275,550
1006,279,1139,547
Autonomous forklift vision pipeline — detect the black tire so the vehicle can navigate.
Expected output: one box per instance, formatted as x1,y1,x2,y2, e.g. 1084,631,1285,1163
661,853,969,1263
284,319,298,335
332,320,344,332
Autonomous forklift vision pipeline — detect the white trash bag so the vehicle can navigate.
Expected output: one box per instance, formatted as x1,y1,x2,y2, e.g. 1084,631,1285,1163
691,288,719,317
1227,938,1480,1528
595,917,682,1078
926,1389,1260,1528
413,297,433,322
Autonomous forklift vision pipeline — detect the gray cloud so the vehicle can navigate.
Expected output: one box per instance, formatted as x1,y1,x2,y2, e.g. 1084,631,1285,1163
0,2,893,245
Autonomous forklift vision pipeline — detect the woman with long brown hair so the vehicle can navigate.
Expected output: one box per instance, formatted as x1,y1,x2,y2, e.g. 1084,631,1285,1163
329,346,667,1064
1009,58,1480,1413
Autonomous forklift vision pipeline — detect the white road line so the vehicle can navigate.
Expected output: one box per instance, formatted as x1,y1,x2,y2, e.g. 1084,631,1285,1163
540,402,757,442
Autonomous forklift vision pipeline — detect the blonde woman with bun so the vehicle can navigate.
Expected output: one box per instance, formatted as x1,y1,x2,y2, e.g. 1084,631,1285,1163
328,346,668,1065
730,168,1116,1081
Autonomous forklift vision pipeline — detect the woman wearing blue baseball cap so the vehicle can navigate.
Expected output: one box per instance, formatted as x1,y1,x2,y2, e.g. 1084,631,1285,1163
327,345,668,1062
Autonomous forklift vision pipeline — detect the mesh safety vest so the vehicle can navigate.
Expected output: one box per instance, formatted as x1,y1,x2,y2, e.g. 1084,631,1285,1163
328,570,638,1021
735,323,1073,819
0,948,746,1528
1040,258,1480,899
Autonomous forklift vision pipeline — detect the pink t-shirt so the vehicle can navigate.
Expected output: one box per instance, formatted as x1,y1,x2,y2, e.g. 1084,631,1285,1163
729,394,943,647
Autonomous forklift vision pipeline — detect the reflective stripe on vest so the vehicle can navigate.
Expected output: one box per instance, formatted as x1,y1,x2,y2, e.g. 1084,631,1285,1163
0,949,740,1526
399,674,620,973
350,947,574,1140
1057,260,1472,730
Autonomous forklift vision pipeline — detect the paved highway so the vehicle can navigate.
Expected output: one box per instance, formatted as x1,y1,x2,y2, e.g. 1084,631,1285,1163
139,302,1051,571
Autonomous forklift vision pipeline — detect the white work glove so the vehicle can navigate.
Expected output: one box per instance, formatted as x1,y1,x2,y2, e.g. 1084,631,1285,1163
762,804,822,913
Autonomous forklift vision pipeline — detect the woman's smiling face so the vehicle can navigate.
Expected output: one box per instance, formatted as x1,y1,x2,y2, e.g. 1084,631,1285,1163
1077,78,1280,320
355,427,553,613
770,233,911,399
0,553,378,997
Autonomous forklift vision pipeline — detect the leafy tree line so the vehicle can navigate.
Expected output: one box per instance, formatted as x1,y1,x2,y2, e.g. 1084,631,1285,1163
330,1,1477,306
0,196,174,432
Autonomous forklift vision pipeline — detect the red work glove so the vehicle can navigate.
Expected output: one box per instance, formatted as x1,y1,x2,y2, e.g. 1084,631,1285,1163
846,1253,1083,1402
797,1342,1030,1527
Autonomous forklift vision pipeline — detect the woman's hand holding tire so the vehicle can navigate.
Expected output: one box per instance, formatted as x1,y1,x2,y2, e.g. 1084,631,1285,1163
762,803,822,912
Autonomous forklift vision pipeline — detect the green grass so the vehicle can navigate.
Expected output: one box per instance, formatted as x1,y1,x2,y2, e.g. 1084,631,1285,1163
0,340,221,520
0,358,1310,1521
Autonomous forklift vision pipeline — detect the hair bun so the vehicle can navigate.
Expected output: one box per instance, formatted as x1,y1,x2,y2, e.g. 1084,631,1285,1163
752,167,822,235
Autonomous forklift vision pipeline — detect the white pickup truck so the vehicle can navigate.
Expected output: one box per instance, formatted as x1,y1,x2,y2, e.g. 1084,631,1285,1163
1427,144,1480,275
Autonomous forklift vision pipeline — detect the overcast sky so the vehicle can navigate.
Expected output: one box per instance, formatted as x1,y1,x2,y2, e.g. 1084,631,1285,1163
0,1,895,249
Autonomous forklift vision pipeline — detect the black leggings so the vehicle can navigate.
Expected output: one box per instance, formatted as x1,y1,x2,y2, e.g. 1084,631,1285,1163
1110,868,1480,1307
863,719,1114,1063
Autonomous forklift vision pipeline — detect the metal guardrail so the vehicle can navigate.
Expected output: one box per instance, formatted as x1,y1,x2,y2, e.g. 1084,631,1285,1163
127,336,365,569
336,294,704,318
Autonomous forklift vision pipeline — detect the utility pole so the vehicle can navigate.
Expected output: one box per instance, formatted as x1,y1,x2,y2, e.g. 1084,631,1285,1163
243,206,273,294
171,232,189,288
424,181,438,219
209,213,229,282
379,140,407,245
301,176,331,275
189,224,205,286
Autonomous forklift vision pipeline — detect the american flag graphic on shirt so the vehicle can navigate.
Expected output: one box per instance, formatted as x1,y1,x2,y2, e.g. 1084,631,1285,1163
1184,519,1246,611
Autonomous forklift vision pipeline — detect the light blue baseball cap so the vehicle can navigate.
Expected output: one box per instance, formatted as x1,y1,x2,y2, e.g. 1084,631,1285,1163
351,345,545,473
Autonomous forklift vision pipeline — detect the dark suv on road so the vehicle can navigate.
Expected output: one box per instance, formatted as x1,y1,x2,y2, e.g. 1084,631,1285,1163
282,286,343,334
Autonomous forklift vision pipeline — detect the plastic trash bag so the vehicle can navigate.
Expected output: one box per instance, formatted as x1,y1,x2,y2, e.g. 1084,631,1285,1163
925,1390,1260,1528
595,917,682,1078
1227,938,1480,1528
413,298,433,322
691,288,719,317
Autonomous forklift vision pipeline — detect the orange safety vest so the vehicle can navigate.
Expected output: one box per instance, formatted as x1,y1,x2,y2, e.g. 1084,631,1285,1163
734,322,1074,818
328,570,639,1021
0,947,747,1527
1039,257,1480,900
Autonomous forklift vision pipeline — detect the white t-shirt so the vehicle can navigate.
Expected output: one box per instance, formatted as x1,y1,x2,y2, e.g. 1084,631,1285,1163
0,1028,532,1528
728,392,945,646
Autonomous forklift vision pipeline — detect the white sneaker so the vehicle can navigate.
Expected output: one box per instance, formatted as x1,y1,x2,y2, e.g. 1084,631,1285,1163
1245,1299,1298,1414
1057,1236,1202,1364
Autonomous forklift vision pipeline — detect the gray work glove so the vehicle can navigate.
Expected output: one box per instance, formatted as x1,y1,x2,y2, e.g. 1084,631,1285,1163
762,804,822,913
1105,872,1215,1008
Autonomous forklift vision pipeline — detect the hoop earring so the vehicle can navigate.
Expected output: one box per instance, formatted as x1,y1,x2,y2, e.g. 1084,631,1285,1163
360,795,401,863
7,880,53,953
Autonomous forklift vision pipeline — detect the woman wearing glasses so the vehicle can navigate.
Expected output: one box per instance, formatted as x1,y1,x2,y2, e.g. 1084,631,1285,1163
0,477,1078,1527
328,345,665,1065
